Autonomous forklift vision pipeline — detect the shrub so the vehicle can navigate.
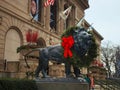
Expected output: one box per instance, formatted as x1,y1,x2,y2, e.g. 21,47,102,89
0,78,38,90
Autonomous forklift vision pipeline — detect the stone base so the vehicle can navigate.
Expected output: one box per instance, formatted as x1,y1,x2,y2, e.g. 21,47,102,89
36,78,89,90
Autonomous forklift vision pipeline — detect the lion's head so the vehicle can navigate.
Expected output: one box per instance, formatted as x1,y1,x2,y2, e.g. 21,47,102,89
61,26,97,67
73,27,93,57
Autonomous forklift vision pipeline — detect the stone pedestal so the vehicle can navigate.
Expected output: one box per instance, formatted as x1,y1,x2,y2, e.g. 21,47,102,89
36,78,89,90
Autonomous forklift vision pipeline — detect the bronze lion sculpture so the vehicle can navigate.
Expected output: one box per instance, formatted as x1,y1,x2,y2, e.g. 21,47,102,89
33,27,93,78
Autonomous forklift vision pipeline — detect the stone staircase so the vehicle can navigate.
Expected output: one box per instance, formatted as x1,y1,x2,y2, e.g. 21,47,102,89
94,79,120,90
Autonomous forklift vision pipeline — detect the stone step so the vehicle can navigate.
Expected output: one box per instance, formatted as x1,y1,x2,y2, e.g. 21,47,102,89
36,78,89,90
94,85,104,90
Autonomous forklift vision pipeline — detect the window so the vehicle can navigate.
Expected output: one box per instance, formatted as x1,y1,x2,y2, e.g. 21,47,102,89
36,37,46,47
4,29,21,61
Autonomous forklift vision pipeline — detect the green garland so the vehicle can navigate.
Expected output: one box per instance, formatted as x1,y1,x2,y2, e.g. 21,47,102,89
61,27,98,68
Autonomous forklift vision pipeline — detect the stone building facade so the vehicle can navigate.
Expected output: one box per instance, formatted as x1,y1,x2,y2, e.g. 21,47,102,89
0,0,103,78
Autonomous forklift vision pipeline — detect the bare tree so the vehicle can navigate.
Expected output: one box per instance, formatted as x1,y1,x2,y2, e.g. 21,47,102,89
101,41,116,78
114,46,120,77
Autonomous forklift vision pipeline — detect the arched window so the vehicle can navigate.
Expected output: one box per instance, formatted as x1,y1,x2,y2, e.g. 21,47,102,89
4,29,21,61
36,37,46,48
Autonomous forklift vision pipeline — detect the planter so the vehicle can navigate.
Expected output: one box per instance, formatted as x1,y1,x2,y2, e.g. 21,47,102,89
17,45,41,57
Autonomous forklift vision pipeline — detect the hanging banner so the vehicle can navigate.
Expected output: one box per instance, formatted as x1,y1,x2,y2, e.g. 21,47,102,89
31,0,37,17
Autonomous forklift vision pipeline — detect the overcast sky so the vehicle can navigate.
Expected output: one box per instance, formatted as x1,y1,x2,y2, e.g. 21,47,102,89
85,0,120,45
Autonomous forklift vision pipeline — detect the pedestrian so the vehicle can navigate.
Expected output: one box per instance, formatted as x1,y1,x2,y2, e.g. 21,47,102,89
84,74,91,90
89,74,95,90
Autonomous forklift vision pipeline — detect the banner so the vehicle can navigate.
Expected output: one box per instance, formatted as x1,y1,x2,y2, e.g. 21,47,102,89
44,0,55,7
59,6,72,20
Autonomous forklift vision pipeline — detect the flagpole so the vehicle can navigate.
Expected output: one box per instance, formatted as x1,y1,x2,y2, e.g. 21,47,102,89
87,23,93,31
76,16,84,27
50,6,72,31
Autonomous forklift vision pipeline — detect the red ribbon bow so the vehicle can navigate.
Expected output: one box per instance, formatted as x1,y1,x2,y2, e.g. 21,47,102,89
62,36,74,58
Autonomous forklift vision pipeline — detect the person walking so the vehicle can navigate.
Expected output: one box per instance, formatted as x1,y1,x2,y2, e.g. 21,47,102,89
84,74,91,90
90,74,95,90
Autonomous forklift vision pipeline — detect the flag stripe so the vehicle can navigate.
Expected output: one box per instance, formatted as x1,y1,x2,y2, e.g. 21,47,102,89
44,0,55,7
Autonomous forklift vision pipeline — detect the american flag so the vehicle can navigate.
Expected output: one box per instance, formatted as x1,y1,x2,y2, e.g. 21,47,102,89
44,0,55,7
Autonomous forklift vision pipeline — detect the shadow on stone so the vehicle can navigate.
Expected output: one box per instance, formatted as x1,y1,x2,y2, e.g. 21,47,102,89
35,77,89,90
